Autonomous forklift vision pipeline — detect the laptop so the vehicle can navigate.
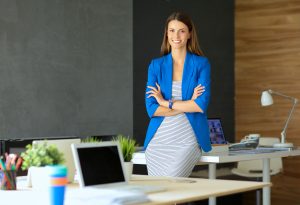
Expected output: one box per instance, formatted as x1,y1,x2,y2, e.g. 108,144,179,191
32,138,81,183
208,118,227,144
71,141,166,193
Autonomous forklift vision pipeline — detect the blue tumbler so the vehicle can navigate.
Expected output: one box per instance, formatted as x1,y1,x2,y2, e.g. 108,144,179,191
48,165,68,205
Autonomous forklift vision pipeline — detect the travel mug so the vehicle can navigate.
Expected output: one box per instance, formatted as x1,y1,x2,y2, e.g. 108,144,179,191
48,165,68,205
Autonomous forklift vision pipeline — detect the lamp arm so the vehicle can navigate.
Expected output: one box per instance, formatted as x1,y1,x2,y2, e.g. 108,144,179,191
269,89,296,101
281,98,298,143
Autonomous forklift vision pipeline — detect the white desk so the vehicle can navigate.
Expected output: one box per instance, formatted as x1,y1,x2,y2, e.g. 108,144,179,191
132,148,300,205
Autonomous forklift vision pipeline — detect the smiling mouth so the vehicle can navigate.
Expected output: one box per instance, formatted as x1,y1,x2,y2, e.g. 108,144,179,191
172,40,181,44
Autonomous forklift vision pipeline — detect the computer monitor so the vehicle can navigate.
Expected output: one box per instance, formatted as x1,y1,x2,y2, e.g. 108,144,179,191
208,118,227,144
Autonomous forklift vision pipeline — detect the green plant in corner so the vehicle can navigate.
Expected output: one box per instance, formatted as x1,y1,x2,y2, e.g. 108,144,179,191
20,142,65,170
114,134,137,162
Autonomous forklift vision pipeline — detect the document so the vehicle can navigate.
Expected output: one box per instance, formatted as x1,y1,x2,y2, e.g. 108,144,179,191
65,187,150,205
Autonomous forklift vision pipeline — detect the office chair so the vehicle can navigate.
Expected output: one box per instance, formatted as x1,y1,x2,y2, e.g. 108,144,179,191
231,137,283,205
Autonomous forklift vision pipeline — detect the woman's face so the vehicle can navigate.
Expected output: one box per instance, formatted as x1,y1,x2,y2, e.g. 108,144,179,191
167,20,190,51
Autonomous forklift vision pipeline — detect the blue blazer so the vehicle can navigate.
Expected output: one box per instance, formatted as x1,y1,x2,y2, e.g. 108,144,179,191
144,52,212,152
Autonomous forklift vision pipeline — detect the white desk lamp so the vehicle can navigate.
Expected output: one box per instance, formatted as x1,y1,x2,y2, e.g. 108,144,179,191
261,89,298,148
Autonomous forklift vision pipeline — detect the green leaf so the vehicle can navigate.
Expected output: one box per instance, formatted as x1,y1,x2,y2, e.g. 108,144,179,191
113,134,137,162
20,141,65,170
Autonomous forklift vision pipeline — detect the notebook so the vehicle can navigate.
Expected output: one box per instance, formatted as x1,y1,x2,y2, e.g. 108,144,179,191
32,138,81,183
208,118,227,144
71,141,166,193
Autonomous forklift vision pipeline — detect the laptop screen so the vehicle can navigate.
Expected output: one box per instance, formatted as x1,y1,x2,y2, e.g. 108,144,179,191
77,145,125,186
208,118,227,144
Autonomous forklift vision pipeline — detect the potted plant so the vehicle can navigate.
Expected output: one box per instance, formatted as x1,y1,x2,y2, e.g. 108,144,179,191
21,141,64,188
81,136,102,143
114,134,137,180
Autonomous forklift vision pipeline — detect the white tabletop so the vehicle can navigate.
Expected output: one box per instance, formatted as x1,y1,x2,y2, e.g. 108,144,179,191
132,148,300,165
200,148,300,163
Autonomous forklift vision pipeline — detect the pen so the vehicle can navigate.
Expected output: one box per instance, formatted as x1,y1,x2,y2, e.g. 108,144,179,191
16,157,23,170
5,155,12,170
10,154,17,165
0,157,6,170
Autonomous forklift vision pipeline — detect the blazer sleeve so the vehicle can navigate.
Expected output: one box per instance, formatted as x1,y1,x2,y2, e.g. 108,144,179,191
194,58,211,113
145,60,160,118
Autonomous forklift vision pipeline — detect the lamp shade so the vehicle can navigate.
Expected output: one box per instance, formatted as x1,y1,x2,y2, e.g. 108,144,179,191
261,90,273,106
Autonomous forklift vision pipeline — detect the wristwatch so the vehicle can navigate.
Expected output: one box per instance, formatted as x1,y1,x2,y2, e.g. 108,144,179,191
168,99,173,109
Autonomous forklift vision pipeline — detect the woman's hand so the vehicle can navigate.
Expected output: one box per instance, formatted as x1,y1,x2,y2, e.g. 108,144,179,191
191,84,205,100
146,83,167,105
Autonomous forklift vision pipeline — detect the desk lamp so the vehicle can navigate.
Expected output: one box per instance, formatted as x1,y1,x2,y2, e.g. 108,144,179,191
261,89,298,148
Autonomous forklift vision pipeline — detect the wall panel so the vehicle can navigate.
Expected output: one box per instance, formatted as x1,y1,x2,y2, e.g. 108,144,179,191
235,0,300,204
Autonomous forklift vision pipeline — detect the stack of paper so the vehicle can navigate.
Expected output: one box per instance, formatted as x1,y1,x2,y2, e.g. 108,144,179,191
209,144,229,153
65,187,150,205
132,151,146,164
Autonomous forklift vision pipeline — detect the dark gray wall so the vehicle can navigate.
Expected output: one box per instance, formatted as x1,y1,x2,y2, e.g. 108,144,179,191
133,0,235,145
0,0,133,140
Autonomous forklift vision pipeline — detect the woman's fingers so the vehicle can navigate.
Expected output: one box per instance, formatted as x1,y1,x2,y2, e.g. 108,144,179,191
194,87,205,93
191,85,205,100
195,84,202,89
146,90,155,94
147,85,158,92
194,85,205,91
155,83,161,91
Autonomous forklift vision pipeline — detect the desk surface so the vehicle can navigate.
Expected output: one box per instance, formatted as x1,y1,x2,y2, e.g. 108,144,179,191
1,175,270,205
130,175,270,205
133,148,300,164
200,148,300,163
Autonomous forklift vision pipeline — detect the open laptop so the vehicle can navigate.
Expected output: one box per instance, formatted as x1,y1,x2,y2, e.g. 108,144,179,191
208,118,227,144
71,141,166,193
32,138,81,183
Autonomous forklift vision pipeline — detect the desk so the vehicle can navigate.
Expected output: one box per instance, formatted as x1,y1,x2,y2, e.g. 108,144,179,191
0,175,269,205
131,175,269,205
132,148,300,205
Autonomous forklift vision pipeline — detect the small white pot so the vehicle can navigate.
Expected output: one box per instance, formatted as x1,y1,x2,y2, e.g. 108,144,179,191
123,161,133,181
27,167,50,189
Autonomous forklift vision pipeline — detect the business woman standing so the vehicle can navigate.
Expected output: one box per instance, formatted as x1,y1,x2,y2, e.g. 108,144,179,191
144,12,212,177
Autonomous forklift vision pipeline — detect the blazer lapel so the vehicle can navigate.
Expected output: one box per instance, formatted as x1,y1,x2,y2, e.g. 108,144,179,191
182,52,194,100
162,53,173,100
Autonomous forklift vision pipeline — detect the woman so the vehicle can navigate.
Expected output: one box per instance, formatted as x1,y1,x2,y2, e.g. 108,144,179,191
144,12,212,177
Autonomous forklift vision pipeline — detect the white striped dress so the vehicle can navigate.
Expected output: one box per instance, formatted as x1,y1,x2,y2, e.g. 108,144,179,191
145,81,201,177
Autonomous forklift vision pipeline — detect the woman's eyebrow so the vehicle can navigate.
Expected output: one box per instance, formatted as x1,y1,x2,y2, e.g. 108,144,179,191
168,27,186,30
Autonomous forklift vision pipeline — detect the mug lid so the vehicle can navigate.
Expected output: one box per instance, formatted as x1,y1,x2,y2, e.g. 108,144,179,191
47,165,67,176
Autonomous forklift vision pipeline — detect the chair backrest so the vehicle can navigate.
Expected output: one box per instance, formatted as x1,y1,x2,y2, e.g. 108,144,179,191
236,137,283,175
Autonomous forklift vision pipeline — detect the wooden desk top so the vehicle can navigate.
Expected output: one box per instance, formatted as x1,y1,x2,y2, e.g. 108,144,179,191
130,175,270,205
5,175,269,205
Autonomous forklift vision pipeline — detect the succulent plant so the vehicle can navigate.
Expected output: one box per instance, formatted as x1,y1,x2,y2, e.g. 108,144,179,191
114,134,137,162
20,142,64,170
81,136,102,143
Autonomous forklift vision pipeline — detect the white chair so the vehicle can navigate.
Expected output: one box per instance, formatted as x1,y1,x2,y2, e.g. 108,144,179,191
231,137,283,205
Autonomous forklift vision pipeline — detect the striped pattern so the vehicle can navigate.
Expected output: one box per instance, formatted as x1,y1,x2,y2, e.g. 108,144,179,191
145,81,201,177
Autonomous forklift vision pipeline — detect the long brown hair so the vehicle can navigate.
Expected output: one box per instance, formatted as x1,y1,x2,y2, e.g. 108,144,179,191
160,12,204,56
